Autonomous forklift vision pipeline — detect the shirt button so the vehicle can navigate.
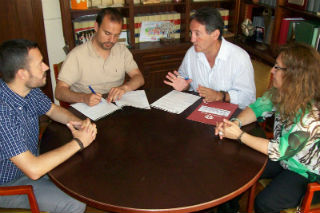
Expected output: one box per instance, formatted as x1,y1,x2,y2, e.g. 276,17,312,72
18,107,22,110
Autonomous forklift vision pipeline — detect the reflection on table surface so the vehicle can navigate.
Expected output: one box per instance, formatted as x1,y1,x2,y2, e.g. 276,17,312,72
40,88,267,213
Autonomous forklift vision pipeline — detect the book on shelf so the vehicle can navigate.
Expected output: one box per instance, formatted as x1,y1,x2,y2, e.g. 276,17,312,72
217,8,229,32
311,27,320,47
71,0,89,9
186,101,238,126
278,17,304,45
264,16,274,45
316,31,320,52
295,20,320,46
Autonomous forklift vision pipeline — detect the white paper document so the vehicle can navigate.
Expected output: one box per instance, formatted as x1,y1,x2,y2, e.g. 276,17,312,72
71,90,151,121
115,90,150,109
151,90,200,114
71,99,120,121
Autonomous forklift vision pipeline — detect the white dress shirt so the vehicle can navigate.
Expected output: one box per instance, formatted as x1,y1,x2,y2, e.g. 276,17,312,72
178,38,256,109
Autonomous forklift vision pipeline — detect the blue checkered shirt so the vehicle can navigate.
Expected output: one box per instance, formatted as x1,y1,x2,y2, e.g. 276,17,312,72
0,79,51,184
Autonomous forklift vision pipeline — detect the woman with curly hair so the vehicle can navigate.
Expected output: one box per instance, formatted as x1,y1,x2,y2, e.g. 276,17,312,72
215,43,320,213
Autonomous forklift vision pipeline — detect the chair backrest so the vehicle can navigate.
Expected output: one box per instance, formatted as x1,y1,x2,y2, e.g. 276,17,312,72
53,62,70,108
252,59,272,98
0,185,40,213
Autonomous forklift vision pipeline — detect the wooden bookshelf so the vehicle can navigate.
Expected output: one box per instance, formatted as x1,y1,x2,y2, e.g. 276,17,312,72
237,0,320,64
59,0,239,89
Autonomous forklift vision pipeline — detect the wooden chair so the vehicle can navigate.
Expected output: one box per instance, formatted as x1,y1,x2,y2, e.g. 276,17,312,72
252,59,274,139
247,180,320,213
0,185,40,213
53,62,70,108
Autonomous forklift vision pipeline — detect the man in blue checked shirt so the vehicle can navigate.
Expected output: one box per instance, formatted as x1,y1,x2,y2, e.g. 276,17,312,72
164,7,256,109
0,39,97,212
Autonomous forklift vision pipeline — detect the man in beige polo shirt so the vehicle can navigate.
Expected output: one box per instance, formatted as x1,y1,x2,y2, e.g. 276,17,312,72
55,7,144,106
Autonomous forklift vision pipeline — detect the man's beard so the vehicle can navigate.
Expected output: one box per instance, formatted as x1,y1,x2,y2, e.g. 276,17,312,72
99,41,115,50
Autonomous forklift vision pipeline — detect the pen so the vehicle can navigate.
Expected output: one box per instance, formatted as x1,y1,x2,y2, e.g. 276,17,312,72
177,75,189,80
88,85,96,94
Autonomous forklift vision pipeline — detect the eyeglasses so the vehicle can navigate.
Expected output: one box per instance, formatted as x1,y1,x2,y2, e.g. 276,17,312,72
273,64,287,71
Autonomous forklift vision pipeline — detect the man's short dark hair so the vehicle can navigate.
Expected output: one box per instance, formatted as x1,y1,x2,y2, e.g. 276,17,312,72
0,39,38,83
96,7,123,27
190,7,224,40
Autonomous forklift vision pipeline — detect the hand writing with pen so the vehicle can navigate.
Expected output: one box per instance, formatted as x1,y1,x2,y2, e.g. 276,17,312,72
164,70,192,91
84,85,102,106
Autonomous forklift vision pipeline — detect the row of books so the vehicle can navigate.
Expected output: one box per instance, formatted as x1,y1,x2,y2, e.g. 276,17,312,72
254,0,276,7
73,15,128,45
71,0,230,8
72,8,229,45
191,8,229,32
306,0,320,13
278,18,320,52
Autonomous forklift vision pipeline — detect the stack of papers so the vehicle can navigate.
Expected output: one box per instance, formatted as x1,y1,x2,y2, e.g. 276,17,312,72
151,90,200,114
71,90,150,121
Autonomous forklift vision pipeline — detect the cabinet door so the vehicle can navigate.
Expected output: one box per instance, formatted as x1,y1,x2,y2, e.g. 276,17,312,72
0,0,53,100
134,47,189,89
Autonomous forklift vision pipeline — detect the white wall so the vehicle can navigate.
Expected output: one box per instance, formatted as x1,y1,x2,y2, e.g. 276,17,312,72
41,0,66,104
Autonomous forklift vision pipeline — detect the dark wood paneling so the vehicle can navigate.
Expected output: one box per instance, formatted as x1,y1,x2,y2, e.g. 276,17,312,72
0,0,53,100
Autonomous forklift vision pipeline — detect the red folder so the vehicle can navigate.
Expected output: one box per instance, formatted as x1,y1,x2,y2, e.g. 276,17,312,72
187,101,238,126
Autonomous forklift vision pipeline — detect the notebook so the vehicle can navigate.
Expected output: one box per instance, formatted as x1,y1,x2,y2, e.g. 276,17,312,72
71,99,120,121
71,90,151,121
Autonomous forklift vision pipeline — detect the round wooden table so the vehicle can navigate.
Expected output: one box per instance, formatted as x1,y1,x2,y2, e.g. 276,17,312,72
40,89,267,213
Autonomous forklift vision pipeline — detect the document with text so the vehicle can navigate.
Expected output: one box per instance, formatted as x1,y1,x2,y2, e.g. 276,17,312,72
151,90,200,114
115,90,150,109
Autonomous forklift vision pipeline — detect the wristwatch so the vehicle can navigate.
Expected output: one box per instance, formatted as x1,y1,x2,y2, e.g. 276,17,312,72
220,91,227,102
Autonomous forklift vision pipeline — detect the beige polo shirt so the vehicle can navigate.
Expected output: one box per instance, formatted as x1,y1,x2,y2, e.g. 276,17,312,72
58,40,138,94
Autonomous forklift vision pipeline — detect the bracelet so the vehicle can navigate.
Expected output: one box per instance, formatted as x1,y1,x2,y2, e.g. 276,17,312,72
237,131,245,143
230,118,242,128
73,138,84,151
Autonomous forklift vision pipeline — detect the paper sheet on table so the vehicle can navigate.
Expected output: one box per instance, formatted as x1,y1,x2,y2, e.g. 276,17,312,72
71,99,120,121
151,90,200,114
115,90,150,109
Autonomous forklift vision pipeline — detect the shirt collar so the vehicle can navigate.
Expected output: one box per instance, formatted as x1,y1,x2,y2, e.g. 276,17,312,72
195,37,228,63
0,79,34,109
88,37,117,58
215,37,228,62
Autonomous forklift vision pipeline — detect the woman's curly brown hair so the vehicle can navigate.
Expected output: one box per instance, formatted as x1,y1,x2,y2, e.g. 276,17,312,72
270,43,320,126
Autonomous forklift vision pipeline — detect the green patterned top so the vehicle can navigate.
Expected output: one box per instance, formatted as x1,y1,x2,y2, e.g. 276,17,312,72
249,92,320,181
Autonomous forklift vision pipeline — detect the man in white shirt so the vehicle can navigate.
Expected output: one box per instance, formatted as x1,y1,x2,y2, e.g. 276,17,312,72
164,7,256,109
